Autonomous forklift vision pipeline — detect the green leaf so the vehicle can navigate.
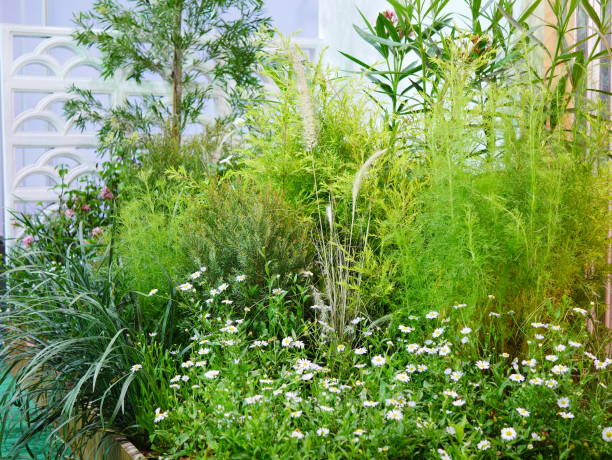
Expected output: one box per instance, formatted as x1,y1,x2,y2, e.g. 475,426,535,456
518,0,543,23
353,26,411,49
580,0,603,30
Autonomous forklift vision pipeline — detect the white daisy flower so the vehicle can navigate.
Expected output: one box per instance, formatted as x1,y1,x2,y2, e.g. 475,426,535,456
545,355,558,362
516,407,530,417
290,429,304,439
557,397,570,408
177,283,193,291
558,411,574,419
363,400,379,407
354,347,367,355
460,327,472,334
281,337,293,347
425,311,439,319
432,327,445,338
235,274,247,282
399,325,414,333
509,373,525,382
594,360,608,370
602,427,612,442
395,372,410,383
317,427,330,436
477,440,491,450
550,364,569,375
544,379,558,388
371,355,386,366
153,408,168,423
522,358,537,367
204,370,220,379
438,345,451,356
500,427,517,441
406,343,420,353
130,364,142,372
385,409,403,421
475,360,490,370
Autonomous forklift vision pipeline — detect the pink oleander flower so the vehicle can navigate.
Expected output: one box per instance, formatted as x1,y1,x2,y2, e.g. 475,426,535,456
22,234,34,248
64,209,75,217
81,204,91,211
100,186,115,200
382,10,397,23
91,226,104,238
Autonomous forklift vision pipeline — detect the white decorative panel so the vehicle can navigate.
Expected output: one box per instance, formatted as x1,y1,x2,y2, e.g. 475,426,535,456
0,24,321,241
0,25,171,240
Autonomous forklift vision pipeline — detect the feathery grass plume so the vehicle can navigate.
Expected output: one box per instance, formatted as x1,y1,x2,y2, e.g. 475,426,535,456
351,149,387,223
289,44,318,151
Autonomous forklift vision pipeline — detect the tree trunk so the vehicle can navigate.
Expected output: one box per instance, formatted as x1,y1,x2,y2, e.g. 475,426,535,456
171,2,183,148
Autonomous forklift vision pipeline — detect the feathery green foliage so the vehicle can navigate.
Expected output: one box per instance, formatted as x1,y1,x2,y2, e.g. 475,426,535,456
374,46,609,351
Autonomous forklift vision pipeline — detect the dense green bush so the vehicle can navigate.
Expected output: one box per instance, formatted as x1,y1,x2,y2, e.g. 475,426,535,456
177,178,313,285
116,170,314,319
373,51,609,351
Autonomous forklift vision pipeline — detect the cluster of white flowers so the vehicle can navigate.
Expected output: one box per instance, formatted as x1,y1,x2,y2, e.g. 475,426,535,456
149,287,608,455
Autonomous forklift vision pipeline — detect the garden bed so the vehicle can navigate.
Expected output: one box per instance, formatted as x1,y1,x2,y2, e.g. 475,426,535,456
0,0,610,458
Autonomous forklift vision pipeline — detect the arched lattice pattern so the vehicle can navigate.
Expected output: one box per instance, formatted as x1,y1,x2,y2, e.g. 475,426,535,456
1,24,321,240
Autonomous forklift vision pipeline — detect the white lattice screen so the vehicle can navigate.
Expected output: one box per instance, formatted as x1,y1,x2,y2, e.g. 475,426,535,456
0,24,321,241
0,24,172,240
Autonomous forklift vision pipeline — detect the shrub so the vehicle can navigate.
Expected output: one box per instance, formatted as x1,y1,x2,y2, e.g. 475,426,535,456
115,169,314,321
177,178,313,286
361,47,609,352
